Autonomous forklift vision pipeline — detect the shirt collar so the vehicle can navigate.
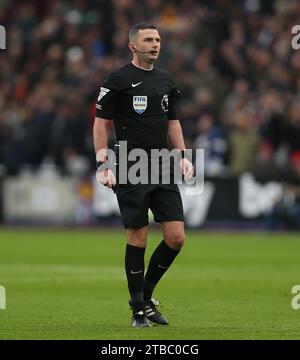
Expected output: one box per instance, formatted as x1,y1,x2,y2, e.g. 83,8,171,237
131,61,153,71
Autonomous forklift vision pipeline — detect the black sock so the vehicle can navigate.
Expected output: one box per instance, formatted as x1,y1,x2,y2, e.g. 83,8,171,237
125,244,145,312
144,240,180,301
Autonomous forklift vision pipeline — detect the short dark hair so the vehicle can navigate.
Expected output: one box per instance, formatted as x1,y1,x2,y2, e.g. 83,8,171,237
129,23,158,41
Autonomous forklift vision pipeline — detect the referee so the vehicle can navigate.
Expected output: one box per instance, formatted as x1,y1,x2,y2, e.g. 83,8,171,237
93,23,194,327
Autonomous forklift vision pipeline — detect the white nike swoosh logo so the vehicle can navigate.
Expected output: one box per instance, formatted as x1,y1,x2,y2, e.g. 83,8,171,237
130,269,143,274
132,81,143,87
158,265,169,269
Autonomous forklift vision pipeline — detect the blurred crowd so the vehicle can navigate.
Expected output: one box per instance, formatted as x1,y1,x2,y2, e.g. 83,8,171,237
0,0,300,184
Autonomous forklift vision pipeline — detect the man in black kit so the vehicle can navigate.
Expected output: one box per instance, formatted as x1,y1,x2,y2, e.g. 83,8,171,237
93,23,194,327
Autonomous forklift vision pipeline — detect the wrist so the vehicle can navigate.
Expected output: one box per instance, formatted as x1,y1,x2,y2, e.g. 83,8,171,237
96,149,108,163
96,160,108,173
180,150,186,159
177,149,193,163
177,149,187,160
96,160,107,168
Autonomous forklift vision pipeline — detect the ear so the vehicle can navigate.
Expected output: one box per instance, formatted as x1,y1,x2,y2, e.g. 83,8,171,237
128,42,135,53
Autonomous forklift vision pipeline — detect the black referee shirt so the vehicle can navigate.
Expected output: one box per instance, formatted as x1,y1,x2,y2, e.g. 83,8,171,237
95,62,180,153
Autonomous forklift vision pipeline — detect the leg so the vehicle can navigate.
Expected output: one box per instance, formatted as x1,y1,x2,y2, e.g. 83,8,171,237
125,226,152,327
142,221,185,325
126,226,148,248
115,185,153,326
138,184,185,325
161,220,185,250
143,221,185,300
144,185,185,301
125,226,148,308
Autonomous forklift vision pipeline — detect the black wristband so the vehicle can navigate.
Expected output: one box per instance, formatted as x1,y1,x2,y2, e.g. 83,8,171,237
179,150,192,163
96,160,107,169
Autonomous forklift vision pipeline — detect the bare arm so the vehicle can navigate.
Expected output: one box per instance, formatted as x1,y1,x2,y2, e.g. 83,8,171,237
168,119,194,179
93,117,109,161
167,119,186,150
93,117,116,188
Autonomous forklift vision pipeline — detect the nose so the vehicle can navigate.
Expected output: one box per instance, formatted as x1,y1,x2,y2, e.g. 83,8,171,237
153,40,160,47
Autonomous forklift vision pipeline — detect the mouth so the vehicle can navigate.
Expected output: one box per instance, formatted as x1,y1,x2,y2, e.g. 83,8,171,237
149,51,158,56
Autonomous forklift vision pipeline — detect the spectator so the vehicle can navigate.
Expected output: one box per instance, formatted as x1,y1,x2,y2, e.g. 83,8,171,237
193,113,227,176
228,111,260,175
266,151,300,231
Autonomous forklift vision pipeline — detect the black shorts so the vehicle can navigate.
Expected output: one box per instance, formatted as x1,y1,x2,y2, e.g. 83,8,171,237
115,183,184,229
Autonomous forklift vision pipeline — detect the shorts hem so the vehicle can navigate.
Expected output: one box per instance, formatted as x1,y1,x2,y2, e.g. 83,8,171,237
154,217,184,223
124,222,149,229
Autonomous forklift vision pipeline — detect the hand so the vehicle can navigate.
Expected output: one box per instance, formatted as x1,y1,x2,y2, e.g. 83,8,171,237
179,158,194,180
96,168,116,188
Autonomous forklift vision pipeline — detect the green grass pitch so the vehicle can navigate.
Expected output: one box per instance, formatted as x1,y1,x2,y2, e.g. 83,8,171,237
0,228,300,339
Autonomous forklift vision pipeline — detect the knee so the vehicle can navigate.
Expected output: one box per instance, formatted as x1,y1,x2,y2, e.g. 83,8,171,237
165,231,185,251
127,227,147,248
129,237,146,248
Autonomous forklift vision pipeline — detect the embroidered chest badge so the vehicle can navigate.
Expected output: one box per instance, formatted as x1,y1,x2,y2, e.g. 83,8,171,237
133,96,147,114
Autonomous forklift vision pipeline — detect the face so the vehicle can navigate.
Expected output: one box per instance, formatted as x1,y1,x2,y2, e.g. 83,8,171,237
130,28,161,63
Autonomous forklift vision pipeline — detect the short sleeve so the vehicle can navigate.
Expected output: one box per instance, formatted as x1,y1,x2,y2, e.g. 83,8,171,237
95,72,120,120
168,82,180,120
